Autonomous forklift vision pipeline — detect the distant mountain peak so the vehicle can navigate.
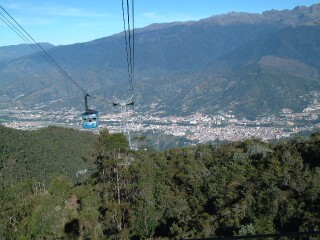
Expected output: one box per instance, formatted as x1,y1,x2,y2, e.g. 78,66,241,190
201,12,263,25
198,3,320,26
262,3,320,26
143,21,194,32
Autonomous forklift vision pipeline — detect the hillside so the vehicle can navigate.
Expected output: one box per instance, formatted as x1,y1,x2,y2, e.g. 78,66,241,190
0,4,320,117
209,25,320,116
0,125,97,185
0,126,320,239
0,43,54,63
145,25,320,116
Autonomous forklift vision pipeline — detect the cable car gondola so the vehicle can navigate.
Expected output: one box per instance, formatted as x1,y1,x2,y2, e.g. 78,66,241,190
82,94,99,129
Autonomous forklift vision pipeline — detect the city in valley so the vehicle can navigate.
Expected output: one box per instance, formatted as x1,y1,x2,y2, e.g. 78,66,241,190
1,95,320,145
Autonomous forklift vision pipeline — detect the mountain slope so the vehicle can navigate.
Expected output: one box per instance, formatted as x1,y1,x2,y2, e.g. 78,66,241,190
0,125,97,185
0,43,54,63
205,25,320,116
139,25,320,116
0,4,320,117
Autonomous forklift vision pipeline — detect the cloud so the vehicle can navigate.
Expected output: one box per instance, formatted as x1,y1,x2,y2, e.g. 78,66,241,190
77,22,93,27
142,12,157,18
20,17,56,25
4,2,108,17
4,2,27,10
44,6,108,17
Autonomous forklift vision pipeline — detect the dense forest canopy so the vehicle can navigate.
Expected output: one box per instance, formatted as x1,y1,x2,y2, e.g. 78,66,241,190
0,126,320,239
0,125,97,185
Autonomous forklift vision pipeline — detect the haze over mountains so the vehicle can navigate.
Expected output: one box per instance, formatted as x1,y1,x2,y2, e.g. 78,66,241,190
1,4,320,117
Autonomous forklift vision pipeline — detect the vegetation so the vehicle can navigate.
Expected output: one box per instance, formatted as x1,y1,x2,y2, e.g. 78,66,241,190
1,126,320,239
0,125,97,186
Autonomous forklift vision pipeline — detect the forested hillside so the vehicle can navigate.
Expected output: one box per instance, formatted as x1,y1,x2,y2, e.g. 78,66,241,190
1,127,320,239
0,125,97,185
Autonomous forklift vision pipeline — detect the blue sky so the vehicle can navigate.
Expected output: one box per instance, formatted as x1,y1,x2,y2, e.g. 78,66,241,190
0,0,320,47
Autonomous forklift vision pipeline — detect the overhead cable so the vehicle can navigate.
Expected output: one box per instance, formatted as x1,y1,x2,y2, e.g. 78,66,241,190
121,0,135,93
131,0,135,92
0,5,87,95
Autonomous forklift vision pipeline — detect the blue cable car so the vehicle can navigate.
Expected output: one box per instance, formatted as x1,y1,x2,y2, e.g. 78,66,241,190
82,94,99,129
82,110,99,128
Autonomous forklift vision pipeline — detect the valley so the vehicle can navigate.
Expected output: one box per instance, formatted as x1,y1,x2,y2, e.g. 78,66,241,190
1,90,319,147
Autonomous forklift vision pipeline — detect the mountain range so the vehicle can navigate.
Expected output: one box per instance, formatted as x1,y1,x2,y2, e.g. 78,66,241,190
1,4,320,117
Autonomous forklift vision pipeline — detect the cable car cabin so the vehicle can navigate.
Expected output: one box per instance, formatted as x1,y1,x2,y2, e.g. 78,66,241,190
82,93,98,129
82,110,99,129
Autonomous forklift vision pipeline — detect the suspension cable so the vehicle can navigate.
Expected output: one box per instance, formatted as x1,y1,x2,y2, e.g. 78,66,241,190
121,0,132,90
126,0,133,93
0,5,87,95
0,12,68,83
0,12,38,52
131,0,135,93
1,4,134,105
121,0,135,94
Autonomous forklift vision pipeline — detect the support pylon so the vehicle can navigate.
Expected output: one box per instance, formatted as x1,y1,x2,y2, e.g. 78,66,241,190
113,96,134,149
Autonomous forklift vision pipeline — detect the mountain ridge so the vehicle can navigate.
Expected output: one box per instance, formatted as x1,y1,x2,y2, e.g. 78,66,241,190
0,43,54,63
1,4,320,117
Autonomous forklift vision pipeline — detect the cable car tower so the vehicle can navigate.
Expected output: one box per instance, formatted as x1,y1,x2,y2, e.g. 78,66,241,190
113,0,136,149
113,96,134,149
